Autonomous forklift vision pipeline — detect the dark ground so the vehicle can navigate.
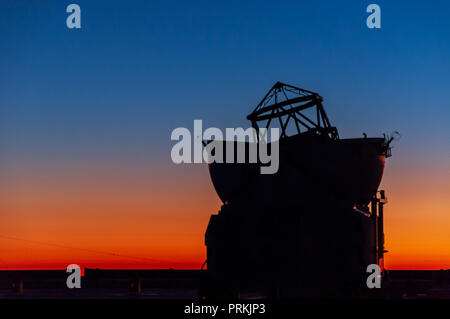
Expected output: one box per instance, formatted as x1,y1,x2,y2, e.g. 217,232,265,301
0,269,449,299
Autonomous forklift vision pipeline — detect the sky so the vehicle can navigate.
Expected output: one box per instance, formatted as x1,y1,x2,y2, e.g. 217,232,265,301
0,0,449,270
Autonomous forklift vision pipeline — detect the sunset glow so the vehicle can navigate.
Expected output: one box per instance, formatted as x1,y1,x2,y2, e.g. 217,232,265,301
1,0,449,272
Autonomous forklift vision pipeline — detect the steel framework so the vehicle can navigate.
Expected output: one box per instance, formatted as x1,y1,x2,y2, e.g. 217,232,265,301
247,82,339,140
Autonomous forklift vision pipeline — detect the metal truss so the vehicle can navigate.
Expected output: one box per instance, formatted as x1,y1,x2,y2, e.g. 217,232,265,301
247,82,339,140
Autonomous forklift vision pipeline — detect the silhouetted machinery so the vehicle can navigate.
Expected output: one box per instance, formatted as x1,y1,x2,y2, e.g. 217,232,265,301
202,82,395,298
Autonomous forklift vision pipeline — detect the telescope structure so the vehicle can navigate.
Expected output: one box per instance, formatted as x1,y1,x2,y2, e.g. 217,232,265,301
203,82,393,298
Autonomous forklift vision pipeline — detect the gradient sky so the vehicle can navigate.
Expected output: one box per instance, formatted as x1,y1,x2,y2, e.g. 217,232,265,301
0,0,449,270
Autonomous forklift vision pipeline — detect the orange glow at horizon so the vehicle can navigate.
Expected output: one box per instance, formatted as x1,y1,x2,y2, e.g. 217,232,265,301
0,163,220,271
381,157,450,270
0,156,449,271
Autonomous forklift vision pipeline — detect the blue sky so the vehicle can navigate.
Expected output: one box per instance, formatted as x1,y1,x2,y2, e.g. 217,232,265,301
0,0,449,167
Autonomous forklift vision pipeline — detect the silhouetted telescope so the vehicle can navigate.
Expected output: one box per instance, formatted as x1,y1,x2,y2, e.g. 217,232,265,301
208,81,391,206
203,82,395,298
